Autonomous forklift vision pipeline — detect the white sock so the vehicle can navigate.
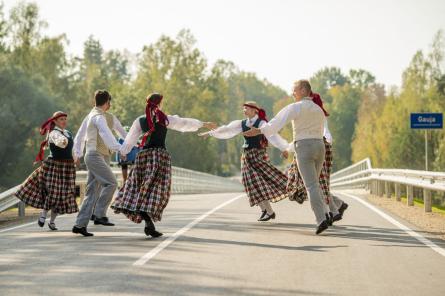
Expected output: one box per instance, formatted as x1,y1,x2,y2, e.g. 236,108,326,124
40,210,48,219
50,211,57,224
260,201,274,215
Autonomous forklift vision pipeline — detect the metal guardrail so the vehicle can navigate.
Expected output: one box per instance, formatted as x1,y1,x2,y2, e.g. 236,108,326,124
331,158,445,212
1,166,243,217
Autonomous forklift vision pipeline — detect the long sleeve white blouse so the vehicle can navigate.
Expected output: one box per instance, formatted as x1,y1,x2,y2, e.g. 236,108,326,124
121,115,204,155
204,116,290,152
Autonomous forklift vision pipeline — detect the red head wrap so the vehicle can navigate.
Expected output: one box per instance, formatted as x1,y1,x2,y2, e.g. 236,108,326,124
35,112,67,163
140,94,169,147
243,103,268,122
310,92,329,117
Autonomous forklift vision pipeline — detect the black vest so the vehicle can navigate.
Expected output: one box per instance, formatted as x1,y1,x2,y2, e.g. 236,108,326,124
242,118,263,149
139,116,167,149
49,130,74,160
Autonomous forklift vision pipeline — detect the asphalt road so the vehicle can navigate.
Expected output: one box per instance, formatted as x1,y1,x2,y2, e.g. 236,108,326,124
1,190,444,296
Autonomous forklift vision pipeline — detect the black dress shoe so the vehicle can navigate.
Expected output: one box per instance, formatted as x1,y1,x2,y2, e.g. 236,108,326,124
48,222,58,231
332,213,343,223
326,213,333,226
94,217,115,226
258,210,267,221
338,202,349,216
144,227,163,238
258,212,276,221
316,220,329,235
293,192,306,204
72,226,94,237
90,214,96,221
37,217,45,227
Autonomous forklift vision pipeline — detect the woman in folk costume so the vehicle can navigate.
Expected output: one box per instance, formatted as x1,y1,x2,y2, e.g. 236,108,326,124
200,101,290,222
287,92,348,223
112,93,216,238
15,111,78,230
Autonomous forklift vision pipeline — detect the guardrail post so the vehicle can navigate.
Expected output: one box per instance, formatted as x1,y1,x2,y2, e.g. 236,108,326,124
385,181,391,198
395,183,401,201
18,201,25,217
369,181,374,194
407,185,414,206
378,181,384,197
423,189,432,212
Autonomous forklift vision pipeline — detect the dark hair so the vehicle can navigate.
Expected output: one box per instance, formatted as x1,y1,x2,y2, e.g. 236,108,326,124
95,90,112,106
147,93,163,104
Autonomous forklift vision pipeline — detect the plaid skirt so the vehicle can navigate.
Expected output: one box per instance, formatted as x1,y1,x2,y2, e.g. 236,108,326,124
287,139,333,203
241,148,288,207
15,158,78,214
111,148,172,223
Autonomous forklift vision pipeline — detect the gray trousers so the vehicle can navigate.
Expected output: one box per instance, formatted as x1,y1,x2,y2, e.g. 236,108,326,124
76,151,117,227
91,155,112,218
294,139,327,225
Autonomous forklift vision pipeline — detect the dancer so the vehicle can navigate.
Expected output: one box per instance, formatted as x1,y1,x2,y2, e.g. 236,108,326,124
244,80,331,234
200,101,290,221
15,111,78,230
111,93,216,237
72,90,126,236
287,93,348,222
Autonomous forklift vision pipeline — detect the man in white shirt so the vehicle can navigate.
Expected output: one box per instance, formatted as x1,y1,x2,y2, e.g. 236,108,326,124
72,90,126,236
244,80,331,234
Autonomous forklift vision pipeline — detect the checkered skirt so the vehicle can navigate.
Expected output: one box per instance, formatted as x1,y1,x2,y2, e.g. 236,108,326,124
241,148,288,206
15,159,78,214
111,148,172,223
287,139,333,203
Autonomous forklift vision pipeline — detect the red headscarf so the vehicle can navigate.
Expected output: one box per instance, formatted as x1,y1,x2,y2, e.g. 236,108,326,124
243,103,268,122
310,92,329,117
35,112,68,163
140,93,169,147
242,103,268,148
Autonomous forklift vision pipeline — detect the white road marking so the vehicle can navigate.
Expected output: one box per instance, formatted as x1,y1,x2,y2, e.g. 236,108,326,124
336,191,445,257
133,194,244,266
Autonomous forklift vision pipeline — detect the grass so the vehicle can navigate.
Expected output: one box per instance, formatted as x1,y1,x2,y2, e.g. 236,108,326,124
397,196,445,215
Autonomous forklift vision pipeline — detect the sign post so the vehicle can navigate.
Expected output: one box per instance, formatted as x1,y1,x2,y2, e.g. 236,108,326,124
410,113,443,171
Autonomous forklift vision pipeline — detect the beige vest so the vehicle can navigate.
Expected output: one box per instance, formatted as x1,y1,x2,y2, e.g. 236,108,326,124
85,108,114,156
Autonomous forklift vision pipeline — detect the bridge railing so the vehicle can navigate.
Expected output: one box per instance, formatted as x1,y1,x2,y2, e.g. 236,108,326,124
1,166,243,217
331,158,445,212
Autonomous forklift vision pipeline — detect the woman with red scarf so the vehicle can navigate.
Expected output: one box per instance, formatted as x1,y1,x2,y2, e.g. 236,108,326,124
200,101,290,222
15,111,78,230
111,93,216,237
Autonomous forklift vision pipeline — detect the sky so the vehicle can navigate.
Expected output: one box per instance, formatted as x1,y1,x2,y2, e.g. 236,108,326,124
2,0,445,91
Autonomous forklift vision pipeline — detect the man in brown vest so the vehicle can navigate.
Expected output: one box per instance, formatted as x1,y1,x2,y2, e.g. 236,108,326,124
72,90,127,236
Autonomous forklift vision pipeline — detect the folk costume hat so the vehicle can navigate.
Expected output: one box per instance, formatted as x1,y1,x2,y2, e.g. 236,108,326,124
35,111,68,163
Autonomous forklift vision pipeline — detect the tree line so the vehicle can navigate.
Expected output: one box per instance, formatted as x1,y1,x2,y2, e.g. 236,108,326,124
0,1,444,190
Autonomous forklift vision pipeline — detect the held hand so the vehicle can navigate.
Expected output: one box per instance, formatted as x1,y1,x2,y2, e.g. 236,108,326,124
281,150,289,159
203,122,218,130
243,127,261,137
62,138,68,146
120,153,127,161
74,157,80,168
198,132,210,138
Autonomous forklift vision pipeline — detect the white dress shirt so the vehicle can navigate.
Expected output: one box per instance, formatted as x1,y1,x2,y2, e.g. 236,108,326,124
204,115,290,152
73,110,128,158
121,115,204,155
260,98,326,143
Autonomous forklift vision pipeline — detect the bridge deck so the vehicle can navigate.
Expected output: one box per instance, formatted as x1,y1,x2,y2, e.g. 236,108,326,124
1,192,445,296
